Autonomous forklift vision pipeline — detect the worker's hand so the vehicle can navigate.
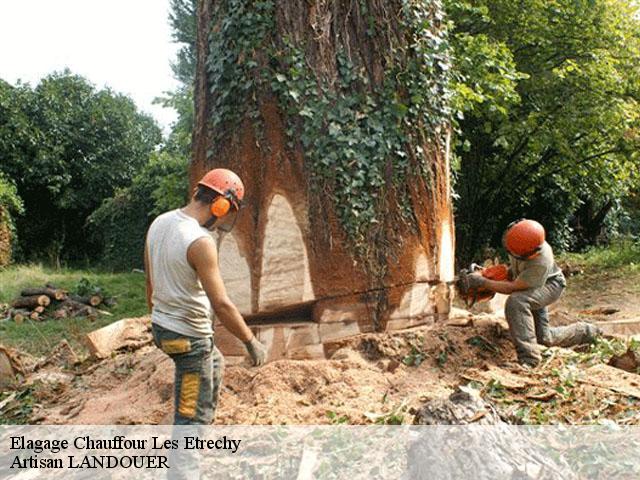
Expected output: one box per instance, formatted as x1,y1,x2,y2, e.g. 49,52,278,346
244,336,267,366
466,272,486,289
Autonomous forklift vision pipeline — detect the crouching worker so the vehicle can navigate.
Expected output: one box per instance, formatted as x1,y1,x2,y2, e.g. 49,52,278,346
466,219,600,367
145,168,267,425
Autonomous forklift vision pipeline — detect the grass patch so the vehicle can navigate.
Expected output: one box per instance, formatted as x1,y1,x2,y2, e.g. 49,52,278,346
560,240,640,272
0,264,147,356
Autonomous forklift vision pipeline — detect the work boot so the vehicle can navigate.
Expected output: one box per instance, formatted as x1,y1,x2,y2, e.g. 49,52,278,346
585,323,603,343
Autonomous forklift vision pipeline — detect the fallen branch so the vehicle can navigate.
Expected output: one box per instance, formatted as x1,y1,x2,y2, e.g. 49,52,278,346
0,392,17,412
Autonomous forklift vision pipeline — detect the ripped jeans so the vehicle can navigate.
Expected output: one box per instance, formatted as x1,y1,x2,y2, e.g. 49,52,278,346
151,323,224,425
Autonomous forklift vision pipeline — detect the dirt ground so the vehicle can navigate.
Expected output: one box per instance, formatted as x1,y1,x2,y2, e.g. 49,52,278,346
551,267,639,325
6,266,640,426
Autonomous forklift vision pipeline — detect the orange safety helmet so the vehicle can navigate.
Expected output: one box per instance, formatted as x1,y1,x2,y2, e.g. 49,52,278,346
503,219,546,259
197,168,245,216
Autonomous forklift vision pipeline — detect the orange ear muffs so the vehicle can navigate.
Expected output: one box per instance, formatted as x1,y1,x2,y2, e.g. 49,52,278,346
210,196,231,217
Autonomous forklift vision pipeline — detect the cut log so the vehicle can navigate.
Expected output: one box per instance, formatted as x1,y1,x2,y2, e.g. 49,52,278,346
70,294,103,307
11,309,28,324
34,306,45,314
11,295,50,309
84,317,151,358
103,297,117,308
29,311,40,321
54,300,98,320
53,308,69,320
20,287,66,301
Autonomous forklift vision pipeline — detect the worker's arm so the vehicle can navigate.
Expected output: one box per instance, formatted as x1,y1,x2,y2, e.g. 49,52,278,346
187,236,253,342
144,240,153,312
466,271,530,294
481,277,531,294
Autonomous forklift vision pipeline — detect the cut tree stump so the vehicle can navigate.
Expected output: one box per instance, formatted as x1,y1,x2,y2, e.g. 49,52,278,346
192,0,454,337
20,287,66,301
11,295,50,309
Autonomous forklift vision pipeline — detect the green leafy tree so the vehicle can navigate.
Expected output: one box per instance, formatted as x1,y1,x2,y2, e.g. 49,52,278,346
0,174,24,266
0,72,162,262
89,0,195,270
447,0,640,262
88,151,188,270
155,0,197,157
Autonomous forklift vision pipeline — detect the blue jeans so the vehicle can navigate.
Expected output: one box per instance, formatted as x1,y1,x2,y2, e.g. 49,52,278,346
151,323,224,425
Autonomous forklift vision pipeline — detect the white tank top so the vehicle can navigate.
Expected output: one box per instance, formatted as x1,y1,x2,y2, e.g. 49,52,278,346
146,209,214,337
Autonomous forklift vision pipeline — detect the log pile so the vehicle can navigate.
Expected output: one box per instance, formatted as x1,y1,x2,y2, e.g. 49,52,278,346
2,283,114,323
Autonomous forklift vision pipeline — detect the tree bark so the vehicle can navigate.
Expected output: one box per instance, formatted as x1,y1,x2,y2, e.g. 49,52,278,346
12,295,50,309
193,0,454,334
70,294,103,307
21,287,67,301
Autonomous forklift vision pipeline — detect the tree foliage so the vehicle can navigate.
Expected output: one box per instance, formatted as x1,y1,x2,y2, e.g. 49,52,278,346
89,0,195,270
0,174,24,266
205,0,454,261
0,72,162,262
88,152,188,270
447,0,640,262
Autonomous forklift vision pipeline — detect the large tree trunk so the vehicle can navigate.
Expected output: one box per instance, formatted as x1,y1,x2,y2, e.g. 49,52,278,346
192,0,455,358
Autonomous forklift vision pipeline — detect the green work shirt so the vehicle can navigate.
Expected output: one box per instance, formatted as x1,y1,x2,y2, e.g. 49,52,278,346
509,241,562,289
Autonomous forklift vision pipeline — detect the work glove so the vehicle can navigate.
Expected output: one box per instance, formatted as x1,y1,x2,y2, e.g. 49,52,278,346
244,336,267,366
466,272,486,289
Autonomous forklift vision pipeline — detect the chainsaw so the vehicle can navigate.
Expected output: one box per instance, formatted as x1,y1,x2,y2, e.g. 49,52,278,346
456,263,509,308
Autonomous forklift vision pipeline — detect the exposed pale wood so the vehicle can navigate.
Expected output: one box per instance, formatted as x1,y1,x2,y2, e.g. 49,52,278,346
0,392,17,412
11,309,28,324
70,294,103,307
53,308,69,320
84,317,151,358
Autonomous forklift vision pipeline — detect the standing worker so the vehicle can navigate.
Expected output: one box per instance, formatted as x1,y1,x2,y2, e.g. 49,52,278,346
465,219,600,367
145,168,267,425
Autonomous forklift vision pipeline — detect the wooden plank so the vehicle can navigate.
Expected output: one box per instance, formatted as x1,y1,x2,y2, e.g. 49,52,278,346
596,318,640,338
579,363,640,399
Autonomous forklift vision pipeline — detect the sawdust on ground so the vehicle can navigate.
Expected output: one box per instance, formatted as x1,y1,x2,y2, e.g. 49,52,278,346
27,312,640,425
6,263,638,426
